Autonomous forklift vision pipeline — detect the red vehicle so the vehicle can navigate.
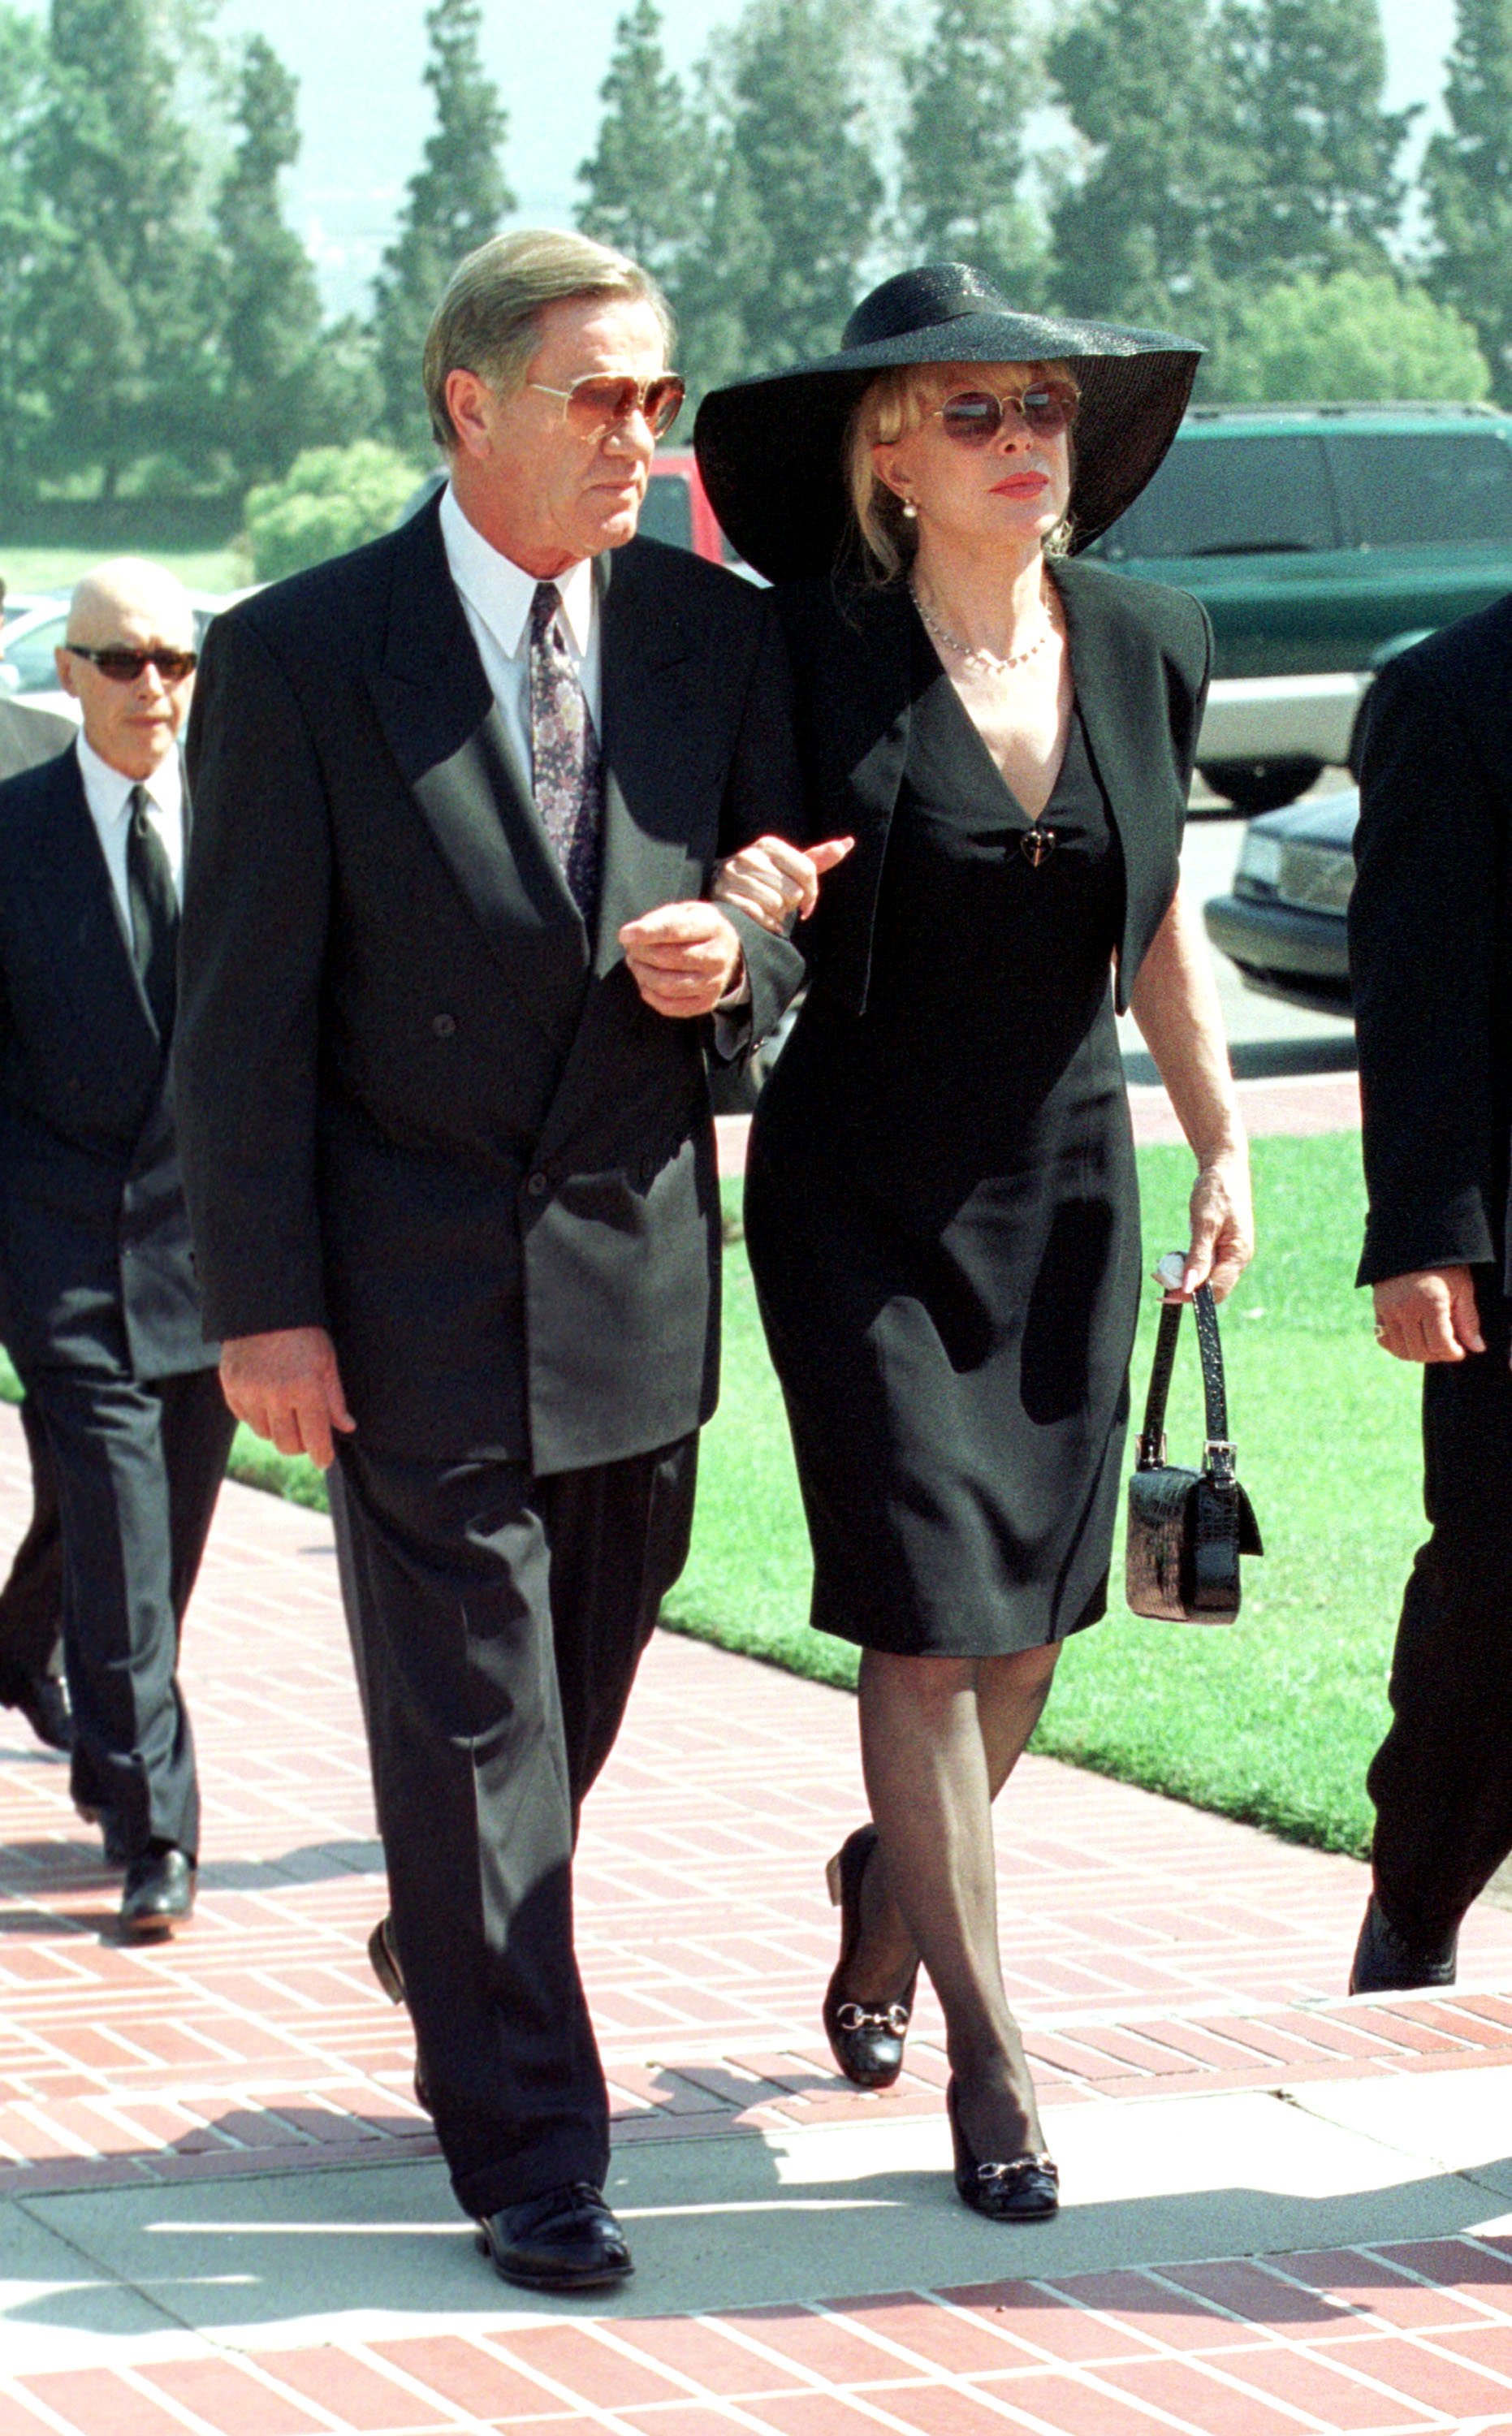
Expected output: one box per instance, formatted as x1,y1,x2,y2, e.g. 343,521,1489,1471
641,451,746,568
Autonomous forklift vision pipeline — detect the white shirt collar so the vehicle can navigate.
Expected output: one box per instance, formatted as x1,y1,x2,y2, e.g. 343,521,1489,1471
75,729,183,823
439,482,596,659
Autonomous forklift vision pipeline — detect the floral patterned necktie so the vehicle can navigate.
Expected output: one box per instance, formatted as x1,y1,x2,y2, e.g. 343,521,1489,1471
528,580,603,925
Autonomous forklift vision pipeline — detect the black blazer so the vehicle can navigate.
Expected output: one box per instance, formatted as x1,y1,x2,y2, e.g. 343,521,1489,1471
0,697,76,782
1351,592,1512,1289
0,748,213,1380
773,558,1212,1014
176,499,804,1473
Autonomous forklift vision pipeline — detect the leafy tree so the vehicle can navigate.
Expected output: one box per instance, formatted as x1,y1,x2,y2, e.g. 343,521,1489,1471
718,0,883,374
577,0,702,291
1048,0,1241,326
369,0,513,458
28,0,221,497
1423,0,1512,400
212,37,380,490
1220,0,1410,281
0,6,63,512
898,0,1045,299
244,440,424,581
1205,269,1492,400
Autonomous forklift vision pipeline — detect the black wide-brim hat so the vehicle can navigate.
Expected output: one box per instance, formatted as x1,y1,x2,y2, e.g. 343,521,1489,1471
694,262,1203,583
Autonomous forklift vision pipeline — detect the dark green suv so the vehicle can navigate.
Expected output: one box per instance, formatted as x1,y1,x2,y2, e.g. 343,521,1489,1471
1084,403,1512,810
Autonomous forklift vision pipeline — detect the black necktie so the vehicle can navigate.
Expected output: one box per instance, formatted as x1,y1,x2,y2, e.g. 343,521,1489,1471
126,784,178,1036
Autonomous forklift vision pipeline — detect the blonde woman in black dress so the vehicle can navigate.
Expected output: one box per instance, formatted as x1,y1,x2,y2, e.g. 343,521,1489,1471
696,267,1252,2221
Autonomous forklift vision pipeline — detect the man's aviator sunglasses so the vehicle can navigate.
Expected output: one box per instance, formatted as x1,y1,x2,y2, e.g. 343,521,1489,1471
931,382,1079,446
64,643,198,683
527,371,685,441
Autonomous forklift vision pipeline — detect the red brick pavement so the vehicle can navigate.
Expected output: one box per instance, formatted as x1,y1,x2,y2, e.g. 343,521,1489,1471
4,1401,1512,2203
6,2239,1512,2432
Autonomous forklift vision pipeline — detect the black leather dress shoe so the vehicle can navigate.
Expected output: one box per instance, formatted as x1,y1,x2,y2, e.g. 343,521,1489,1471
823,1825,918,2091
119,1844,195,1941
476,2183,633,2291
8,1671,72,1754
947,2080,1060,2222
1350,1893,1458,1993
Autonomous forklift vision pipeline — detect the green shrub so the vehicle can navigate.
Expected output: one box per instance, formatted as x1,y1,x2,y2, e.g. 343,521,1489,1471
244,441,426,581
1209,270,1493,404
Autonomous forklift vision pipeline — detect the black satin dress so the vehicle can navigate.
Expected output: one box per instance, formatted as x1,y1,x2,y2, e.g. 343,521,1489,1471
745,623,1143,1656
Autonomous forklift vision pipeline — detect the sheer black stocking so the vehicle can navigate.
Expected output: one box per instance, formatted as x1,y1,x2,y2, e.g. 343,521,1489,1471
841,1641,1061,2162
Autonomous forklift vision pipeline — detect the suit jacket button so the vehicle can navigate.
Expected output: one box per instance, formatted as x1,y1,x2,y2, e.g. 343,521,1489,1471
526,1171,547,1196
431,1013,456,1037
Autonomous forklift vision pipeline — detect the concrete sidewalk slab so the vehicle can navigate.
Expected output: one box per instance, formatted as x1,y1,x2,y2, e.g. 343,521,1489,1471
9,2084,1512,2364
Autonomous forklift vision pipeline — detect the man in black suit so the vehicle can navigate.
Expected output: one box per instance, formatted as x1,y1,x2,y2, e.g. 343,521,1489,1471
176,229,802,2291
0,559,235,1937
1349,590,1512,1993
0,575,75,1756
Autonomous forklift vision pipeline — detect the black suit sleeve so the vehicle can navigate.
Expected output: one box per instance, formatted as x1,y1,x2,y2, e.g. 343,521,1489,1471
1350,646,1506,1285
175,610,334,1340
711,594,806,1046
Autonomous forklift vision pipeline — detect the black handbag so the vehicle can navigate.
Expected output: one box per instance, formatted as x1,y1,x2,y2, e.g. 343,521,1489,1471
1126,1281,1263,1623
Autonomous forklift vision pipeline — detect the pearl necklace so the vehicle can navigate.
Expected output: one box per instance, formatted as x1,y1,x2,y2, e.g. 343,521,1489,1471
910,577,1054,674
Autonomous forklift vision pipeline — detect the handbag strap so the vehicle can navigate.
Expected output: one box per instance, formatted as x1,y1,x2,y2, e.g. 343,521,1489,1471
1135,1281,1233,1476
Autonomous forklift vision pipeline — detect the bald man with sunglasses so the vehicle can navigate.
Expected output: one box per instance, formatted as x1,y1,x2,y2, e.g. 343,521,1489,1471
176,231,804,2291
0,559,234,1939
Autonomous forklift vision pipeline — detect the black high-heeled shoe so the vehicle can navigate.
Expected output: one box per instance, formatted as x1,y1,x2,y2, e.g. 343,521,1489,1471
368,1916,431,2114
823,1825,918,2090
946,2078,1059,2221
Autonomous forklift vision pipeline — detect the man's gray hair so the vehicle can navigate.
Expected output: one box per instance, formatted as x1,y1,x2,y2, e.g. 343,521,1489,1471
422,227,675,452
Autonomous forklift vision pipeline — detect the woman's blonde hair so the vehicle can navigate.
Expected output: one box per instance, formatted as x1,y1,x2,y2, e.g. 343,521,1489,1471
844,360,1079,581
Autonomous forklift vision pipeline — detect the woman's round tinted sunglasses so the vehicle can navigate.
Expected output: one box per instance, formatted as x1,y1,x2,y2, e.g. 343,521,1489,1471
64,643,198,683
931,382,1079,447
528,372,685,441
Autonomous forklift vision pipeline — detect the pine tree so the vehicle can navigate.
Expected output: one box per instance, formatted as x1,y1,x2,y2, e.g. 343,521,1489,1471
719,0,883,375
577,0,702,292
1423,0,1512,400
1048,0,1240,327
369,0,513,459
0,6,63,511
28,0,221,496
1221,0,1410,282
212,37,379,489
898,0,1045,299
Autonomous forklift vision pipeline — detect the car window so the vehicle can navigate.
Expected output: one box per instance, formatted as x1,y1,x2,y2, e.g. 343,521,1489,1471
1100,434,1340,559
1331,432,1512,547
638,471,693,551
3,613,66,691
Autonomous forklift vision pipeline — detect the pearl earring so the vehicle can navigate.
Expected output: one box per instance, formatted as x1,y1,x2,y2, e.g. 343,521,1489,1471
901,500,917,520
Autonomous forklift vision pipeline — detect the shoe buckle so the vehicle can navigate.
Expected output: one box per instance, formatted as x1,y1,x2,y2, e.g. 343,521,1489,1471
836,2000,911,2035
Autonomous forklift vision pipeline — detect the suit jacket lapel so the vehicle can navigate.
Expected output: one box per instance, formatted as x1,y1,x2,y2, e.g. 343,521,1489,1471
365,499,588,1056
33,755,162,1056
594,543,714,974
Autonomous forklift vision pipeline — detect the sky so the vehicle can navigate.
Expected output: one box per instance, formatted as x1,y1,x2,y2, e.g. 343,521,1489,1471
217,0,1460,317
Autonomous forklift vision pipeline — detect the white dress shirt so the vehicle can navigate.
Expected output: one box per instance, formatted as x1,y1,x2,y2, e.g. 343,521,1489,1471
438,482,601,782
76,732,184,929
437,479,750,1019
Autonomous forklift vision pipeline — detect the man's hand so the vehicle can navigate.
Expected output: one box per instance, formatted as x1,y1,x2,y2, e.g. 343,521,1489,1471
619,901,745,1017
220,1326,356,1469
1372,1268,1485,1363
712,835,855,935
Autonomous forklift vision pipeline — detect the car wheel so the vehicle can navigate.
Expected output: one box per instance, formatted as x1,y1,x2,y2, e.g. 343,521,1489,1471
1199,758,1324,814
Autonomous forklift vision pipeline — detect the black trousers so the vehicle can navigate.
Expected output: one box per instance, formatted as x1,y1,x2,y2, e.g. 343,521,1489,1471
1369,1274,1512,1947
333,1432,696,2220
0,1397,64,1703
23,1360,235,1862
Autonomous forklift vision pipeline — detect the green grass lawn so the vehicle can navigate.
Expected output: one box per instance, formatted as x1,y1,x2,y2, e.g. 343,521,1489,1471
667,1130,1422,1860
0,1129,1419,1858
1,544,248,596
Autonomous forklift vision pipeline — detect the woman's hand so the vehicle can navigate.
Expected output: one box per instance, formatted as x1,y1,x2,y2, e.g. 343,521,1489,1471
712,833,854,935
1181,1147,1254,1302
